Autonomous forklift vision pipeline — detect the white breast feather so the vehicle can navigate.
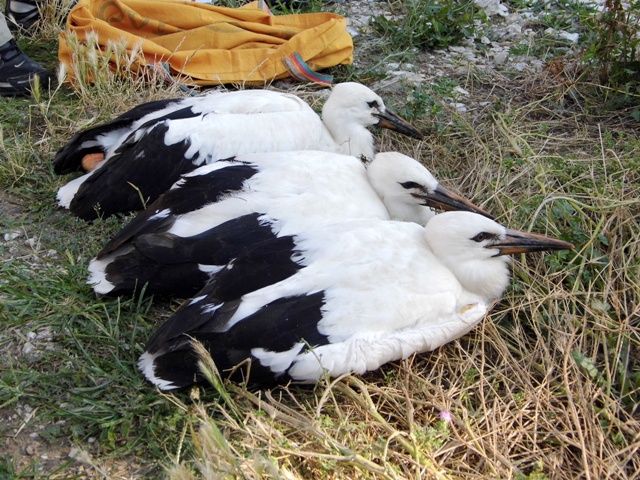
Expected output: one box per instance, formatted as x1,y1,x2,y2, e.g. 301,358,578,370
286,302,488,382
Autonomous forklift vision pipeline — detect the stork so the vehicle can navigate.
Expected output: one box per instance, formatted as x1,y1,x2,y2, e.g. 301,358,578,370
54,83,423,221
139,211,573,390
87,151,491,297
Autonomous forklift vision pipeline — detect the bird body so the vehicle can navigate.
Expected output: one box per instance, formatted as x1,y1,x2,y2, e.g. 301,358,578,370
87,151,487,297
55,83,423,220
139,212,573,390
52,90,314,174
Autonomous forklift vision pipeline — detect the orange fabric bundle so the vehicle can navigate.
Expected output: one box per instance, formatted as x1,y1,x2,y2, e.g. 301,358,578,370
59,0,353,86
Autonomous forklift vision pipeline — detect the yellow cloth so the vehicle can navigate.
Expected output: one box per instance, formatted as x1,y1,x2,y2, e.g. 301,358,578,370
59,0,353,86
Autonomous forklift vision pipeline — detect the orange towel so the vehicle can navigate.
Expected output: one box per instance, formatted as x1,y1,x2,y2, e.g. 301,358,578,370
59,0,353,87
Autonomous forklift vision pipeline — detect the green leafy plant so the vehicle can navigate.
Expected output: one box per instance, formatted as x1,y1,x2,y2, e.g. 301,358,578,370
371,0,487,50
579,0,640,88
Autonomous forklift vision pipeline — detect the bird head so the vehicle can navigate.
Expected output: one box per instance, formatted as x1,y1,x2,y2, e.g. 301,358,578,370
367,152,493,224
323,83,423,140
424,212,574,301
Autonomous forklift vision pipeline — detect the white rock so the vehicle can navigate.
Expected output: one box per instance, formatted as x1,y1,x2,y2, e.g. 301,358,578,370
36,327,53,341
474,0,509,16
449,102,468,113
22,342,36,356
26,237,40,249
507,24,522,36
493,50,509,63
557,31,580,42
4,230,22,241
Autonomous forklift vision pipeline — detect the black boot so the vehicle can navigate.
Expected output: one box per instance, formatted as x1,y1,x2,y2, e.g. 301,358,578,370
4,0,42,33
0,39,54,96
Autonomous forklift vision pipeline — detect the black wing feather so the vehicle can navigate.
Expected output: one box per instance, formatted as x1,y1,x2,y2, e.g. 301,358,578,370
104,255,210,297
96,163,258,257
102,214,282,297
148,292,328,387
132,213,275,265
67,122,200,220
205,232,302,302
52,97,184,174
144,230,305,350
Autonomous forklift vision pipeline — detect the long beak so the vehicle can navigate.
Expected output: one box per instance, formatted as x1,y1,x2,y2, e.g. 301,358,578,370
493,229,574,256
416,184,494,220
374,110,424,140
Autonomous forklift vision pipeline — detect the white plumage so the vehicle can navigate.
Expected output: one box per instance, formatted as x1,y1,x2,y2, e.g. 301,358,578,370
87,151,490,297
139,211,573,390
53,83,423,220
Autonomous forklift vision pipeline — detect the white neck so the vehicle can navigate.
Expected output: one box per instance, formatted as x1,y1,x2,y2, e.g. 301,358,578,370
326,119,375,160
321,103,375,160
423,215,513,302
438,254,511,302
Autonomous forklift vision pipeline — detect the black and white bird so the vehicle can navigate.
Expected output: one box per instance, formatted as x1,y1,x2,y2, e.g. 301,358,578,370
87,151,490,298
54,83,423,221
139,211,573,390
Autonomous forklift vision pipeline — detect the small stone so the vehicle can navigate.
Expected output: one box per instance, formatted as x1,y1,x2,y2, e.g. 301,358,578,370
22,342,36,356
36,328,53,341
449,102,468,113
26,237,40,249
557,31,579,43
493,51,509,64
26,444,37,455
448,46,467,54
506,24,522,36
3,230,22,241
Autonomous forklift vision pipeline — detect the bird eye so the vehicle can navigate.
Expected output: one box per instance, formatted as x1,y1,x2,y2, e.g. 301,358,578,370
400,181,423,190
367,100,380,109
472,232,494,242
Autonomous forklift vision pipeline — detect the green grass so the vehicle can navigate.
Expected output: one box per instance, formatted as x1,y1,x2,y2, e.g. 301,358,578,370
1,0,639,478
371,0,487,51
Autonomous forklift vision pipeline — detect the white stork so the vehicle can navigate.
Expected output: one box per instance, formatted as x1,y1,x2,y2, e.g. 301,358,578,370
138,211,573,390
54,83,423,221
87,151,491,298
